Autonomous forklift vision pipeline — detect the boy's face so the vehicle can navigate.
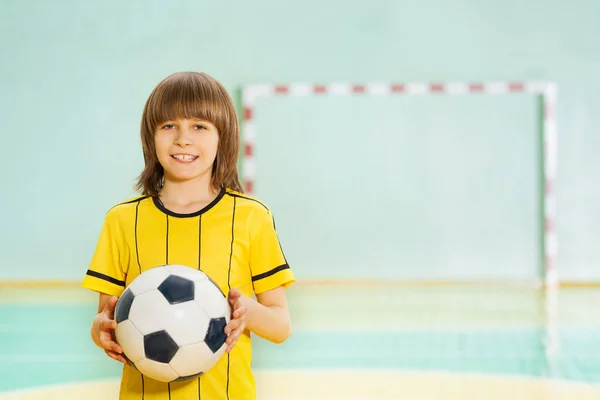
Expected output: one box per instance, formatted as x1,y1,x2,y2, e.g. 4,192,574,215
154,118,219,185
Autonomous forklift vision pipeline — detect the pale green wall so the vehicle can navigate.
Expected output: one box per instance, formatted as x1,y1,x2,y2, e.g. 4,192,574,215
0,0,598,282
254,94,541,281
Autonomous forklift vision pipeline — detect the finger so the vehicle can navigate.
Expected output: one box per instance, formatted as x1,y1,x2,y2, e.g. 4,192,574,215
103,296,118,314
233,305,246,319
106,350,127,363
226,323,247,343
227,288,241,304
226,332,240,345
98,330,113,343
226,331,243,352
99,337,123,353
100,319,117,331
105,350,127,364
103,341,123,354
224,319,242,335
99,327,118,340
226,337,238,353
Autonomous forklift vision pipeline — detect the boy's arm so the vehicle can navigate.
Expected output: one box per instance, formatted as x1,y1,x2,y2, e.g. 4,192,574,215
97,293,112,313
248,286,292,343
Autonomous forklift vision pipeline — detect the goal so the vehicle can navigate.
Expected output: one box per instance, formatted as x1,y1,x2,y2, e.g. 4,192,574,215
240,81,558,288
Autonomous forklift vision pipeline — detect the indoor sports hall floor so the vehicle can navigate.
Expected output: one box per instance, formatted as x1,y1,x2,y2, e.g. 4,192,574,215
1,283,600,400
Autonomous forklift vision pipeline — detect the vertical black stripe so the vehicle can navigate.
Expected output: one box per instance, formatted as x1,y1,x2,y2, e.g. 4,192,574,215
168,382,172,400
165,215,170,264
135,201,141,274
198,215,202,270
226,354,231,400
226,197,236,400
135,200,144,400
228,197,236,290
198,215,203,400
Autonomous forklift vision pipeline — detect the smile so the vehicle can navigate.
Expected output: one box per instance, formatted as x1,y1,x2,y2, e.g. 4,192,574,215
171,154,198,163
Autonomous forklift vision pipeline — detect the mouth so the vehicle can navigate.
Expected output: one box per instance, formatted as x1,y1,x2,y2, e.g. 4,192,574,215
171,154,199,163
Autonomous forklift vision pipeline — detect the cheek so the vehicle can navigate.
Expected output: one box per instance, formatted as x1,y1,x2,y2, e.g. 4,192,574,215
210,138,220,155
154,136,172,158
200,135,219,157
154,136,166,152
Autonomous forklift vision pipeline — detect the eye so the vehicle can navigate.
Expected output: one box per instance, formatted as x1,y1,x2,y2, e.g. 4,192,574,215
193,124,207,130
161,123,176,130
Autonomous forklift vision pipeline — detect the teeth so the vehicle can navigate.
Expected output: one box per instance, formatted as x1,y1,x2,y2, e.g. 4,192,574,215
173,154,196,162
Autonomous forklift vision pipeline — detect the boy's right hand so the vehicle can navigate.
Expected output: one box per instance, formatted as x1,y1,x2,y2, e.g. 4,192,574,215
91,295,127,364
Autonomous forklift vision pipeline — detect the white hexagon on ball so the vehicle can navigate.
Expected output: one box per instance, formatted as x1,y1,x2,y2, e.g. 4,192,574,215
164,301,210,346
195,279,230,319
115,320,145,363
169,342,217,377
135,358,179,382
128,267,170,296
128,289,172,335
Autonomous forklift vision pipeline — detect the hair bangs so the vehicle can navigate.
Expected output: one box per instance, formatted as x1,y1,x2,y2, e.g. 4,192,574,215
145,73,224,133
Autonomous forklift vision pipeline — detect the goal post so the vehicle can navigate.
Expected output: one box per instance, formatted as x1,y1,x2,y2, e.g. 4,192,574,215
239,81,558,289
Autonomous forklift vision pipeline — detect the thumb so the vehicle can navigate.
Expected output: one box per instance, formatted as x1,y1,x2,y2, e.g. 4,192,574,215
228,288,241,304
103,296,118,315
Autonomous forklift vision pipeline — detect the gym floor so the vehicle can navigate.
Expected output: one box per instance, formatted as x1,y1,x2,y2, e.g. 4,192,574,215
1,284,600,399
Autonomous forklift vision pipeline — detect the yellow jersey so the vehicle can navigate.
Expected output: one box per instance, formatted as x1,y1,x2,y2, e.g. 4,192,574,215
81,187,295,400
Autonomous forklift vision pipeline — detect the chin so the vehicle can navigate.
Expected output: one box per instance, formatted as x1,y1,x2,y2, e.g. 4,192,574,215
165,170,209,183
170,175,201,182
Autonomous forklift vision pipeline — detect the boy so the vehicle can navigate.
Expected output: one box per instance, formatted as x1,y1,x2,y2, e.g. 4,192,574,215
82,71,295,400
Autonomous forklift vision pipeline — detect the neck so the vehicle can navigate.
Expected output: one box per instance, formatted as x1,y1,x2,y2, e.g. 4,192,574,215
159,174,219,205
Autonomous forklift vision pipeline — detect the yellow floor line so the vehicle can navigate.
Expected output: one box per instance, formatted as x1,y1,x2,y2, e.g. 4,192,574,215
1,370,600,400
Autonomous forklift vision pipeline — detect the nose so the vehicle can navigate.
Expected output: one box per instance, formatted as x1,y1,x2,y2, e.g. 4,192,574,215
174,127,193,146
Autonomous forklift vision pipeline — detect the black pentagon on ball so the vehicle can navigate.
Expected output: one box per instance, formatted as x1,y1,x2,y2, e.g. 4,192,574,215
158,275,195,304
205,317,227,353
115,288,135,324
144,330,179,363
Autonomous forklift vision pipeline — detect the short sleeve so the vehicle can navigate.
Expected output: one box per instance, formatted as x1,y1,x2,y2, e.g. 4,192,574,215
250,208,295,294
81,215,127,297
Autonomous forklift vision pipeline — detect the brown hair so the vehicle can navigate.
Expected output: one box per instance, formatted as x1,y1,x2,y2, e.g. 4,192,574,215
135,71,243,196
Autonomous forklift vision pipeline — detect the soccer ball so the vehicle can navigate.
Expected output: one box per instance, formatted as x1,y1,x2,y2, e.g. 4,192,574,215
114,264,230,382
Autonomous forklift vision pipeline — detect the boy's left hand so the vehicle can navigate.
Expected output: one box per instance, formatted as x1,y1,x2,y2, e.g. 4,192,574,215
224,288,249,353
